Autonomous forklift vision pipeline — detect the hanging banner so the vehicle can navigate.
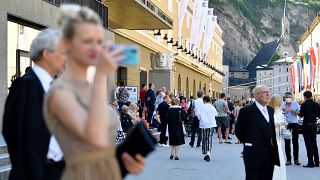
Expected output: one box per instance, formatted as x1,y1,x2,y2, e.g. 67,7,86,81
314,44,319,87
290,65,295,94
195,0,209,49
203,13,217,61
189,0,203,52
178,0,190,46
310,47,317,89
299,57,304,91
297,59,301,92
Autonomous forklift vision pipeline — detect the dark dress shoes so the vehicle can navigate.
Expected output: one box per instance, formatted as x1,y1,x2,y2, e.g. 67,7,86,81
303,164,314,168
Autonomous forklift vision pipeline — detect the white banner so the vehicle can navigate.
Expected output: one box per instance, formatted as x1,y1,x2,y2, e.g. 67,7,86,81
195,0,209,49
178,0,189,46
189,0,203,52
202,8,214,61
203,15,217,61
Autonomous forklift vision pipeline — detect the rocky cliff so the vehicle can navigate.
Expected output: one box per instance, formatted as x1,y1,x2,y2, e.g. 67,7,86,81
210,0,320,67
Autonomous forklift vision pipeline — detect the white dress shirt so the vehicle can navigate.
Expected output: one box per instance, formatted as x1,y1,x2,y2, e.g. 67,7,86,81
32,65,64,161
255,101,270,123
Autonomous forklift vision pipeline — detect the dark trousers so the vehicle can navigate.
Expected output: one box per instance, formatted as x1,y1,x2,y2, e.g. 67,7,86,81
159,120,168,145
43,160,65,180
303,125,319,165
146,105,155,123
284,123,299,161
245,158,275,180
189,116,202,147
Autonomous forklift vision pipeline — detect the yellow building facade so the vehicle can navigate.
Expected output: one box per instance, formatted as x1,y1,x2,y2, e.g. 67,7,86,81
105,0,224,99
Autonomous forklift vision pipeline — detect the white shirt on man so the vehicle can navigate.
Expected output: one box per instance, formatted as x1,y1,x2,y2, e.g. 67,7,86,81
255,101,270,123
199,103,218,128
33,65,63,162
194,98,204,119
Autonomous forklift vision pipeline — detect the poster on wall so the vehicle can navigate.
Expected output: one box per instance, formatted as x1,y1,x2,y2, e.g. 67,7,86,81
126,86,138,103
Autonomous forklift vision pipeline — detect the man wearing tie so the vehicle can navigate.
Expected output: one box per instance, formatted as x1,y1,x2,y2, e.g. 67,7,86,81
236,85,280,180
3,28,65,180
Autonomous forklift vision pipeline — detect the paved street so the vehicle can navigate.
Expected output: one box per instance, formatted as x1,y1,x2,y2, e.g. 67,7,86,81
126,133,320,180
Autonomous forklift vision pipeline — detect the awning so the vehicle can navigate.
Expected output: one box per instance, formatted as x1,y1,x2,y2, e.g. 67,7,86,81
103,0,173,30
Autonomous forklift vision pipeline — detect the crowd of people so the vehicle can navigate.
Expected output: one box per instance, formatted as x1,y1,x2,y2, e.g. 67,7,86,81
2,4,319,180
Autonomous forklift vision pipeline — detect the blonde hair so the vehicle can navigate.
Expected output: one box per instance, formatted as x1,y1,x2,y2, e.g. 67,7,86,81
56,4,102,39
171,98,180,106
269,94,283,110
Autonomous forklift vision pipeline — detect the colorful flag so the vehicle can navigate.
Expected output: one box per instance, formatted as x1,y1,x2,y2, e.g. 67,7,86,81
310,47,317,89
290,65,295,94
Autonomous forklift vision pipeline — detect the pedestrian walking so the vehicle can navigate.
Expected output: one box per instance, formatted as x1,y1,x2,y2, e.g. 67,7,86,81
166,98,187,160
299,91,320,168
199,95,218,162
236,85,280,180
214,93,231,144
157,95,171,147
189,90,204,148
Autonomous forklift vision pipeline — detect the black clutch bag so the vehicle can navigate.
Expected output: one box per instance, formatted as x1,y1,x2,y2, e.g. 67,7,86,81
116,122,157,177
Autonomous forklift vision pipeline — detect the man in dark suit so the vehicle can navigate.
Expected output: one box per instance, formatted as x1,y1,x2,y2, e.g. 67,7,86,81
2,28,66,180
145,83,156,123
236,85,280,180
299,91,320,168
157,95,171,146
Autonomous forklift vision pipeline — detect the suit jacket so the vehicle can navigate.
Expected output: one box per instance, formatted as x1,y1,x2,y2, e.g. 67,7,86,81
235,103,280,168
3,70,51,180
145,89,156,106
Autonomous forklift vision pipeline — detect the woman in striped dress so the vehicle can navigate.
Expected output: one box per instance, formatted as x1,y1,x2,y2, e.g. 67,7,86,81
199,95,218,162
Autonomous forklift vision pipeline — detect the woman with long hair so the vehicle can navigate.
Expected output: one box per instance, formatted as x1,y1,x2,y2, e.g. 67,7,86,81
44,4,144,180
269,95,288,180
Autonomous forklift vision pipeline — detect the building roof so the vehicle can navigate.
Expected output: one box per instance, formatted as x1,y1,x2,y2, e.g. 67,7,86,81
229,77,256,86
246,39,281,70
229,66,248,72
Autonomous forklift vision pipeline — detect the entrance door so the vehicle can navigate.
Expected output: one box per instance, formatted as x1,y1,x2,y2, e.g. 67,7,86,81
140,70,147,89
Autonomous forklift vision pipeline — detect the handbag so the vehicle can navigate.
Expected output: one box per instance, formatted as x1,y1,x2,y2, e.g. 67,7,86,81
116,130,126,143
116,122,157,177
281,126,292,139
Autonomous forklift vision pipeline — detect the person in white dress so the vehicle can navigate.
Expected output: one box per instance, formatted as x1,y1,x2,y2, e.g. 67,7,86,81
269,95,288,180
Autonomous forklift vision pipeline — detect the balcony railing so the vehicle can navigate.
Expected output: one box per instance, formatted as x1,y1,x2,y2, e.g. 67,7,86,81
43,0,108,28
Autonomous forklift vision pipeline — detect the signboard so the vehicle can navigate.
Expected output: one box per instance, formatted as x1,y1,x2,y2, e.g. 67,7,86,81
126,86,138,103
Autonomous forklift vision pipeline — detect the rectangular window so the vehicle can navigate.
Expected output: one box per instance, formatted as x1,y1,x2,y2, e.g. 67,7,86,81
168,0,172,12
287,68,289,72
264,72,266,75
278,77,281,83
278,87,281,92
286,77,288,82
279,68,281,73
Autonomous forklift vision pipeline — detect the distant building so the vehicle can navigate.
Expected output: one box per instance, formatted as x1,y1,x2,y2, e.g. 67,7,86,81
256,58,293,95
